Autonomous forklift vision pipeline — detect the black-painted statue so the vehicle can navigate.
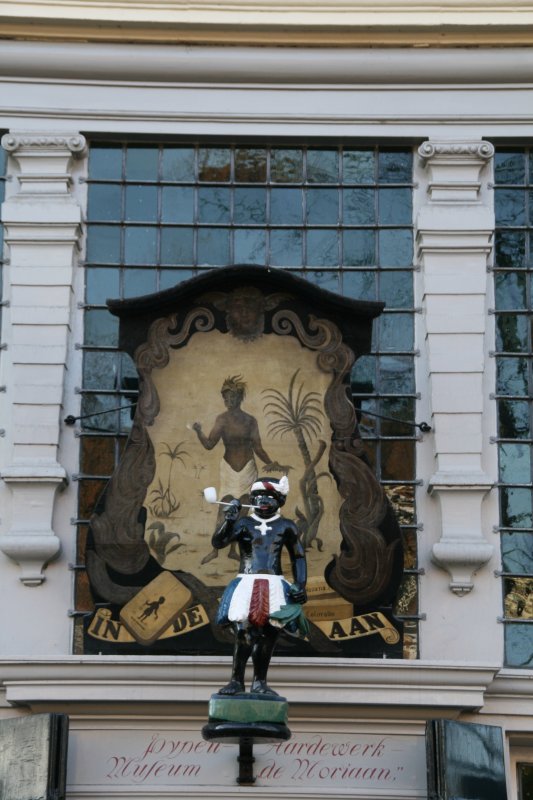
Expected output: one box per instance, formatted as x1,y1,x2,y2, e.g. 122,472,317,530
212,476,308,696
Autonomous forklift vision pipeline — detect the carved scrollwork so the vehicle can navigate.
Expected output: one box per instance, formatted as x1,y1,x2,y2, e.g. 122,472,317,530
273,308,401,608
87,290,400,612
326,446,399,606
135,308,215,426
89,421,156,577
318,343,357,440
272,310,342,352
1,132,87,156
87,308,214,600
418,140,495,161
135,308,215,375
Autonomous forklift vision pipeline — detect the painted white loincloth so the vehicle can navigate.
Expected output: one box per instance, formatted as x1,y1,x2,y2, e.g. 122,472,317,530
228,573,289,625
219,458,258,500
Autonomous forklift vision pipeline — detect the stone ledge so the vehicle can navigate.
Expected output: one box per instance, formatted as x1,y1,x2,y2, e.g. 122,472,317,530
0,656,499,714
2,42,533,83
0,4,533,48
479,669,533,721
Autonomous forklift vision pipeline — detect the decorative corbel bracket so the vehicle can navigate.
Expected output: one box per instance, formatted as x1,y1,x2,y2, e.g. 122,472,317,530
429,472,494,596
0,465,67,586
418,140,495,203
1,132,87,198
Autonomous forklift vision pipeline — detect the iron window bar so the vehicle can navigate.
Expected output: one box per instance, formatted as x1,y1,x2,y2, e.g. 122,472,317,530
355,407,431,432
67,400,429,431
64,402,137,426
493,482,533,489
492,438,533,444
492,394,533,403
493,526,533,533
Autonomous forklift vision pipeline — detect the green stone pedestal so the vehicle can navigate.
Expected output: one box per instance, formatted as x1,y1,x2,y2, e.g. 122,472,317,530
202,692,291,745
209,692,288,725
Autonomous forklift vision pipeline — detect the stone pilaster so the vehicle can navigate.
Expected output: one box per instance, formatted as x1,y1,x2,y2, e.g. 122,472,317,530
0,131,86,585
417,140,495,596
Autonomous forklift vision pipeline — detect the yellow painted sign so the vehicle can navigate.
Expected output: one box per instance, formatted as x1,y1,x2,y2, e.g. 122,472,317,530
313,611,400,645
88,604,210,644
119,572,192,645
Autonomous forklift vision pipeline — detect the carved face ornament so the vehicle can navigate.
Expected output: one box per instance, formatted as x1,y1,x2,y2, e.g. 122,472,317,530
202,286,290,342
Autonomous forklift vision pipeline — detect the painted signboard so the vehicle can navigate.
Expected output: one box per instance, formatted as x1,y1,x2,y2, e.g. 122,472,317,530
67,728,426,797
82,266,405,659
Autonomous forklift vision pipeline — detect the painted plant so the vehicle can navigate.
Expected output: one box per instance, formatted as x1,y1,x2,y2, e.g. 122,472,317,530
262,369,329,550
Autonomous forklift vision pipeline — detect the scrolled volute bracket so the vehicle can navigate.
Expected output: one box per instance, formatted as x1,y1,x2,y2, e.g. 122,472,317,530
428,473,494,596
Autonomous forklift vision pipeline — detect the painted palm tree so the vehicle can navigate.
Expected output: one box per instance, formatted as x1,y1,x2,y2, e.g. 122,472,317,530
262,369,329,549
146,521,185,563
149,441,189,518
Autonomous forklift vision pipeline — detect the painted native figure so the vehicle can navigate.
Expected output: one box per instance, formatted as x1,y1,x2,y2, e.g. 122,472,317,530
193,374,286,564
213,476,308,696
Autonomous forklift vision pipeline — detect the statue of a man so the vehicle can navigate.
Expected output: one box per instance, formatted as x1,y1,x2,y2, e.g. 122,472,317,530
212,476,308,696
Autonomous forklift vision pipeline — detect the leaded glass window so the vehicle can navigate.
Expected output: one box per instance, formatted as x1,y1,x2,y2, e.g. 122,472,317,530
75,141,420,657
519,763,533,800
494,146,533,667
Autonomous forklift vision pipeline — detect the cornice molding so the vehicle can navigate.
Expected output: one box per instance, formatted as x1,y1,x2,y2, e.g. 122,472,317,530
418,138,494,203
418,141,495,161
482,669,533,717
1,42,533,85
0,657,500,714
1,130,87,198
0,1,533,43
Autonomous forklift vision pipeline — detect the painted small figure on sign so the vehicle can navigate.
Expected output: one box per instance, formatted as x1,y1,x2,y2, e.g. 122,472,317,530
138,596,165,622
212,476,308,696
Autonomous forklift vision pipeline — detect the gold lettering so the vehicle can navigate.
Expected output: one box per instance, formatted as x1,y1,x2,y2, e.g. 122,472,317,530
362,612,386,631
329,620,348,639
349,617,369,636
88,604,209,644
314,611,399,644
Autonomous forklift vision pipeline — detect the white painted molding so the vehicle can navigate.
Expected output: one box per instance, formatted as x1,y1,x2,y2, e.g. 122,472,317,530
483,669,533,717
0,656,500,713
0,130,85,586
2,132,86,153
0,466,66,586
417,138,495,596
428,474,494,596
0,0,532,33
1,131,86,197
416,229,493,255
418,141,495,159
418,140,495,203
1,42,533,84
429,470,493,489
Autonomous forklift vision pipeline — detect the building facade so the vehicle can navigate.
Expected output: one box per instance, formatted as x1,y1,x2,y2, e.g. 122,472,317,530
0,3,533,797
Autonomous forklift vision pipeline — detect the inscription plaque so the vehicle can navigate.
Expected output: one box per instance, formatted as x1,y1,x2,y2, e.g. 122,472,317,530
67,727,426,796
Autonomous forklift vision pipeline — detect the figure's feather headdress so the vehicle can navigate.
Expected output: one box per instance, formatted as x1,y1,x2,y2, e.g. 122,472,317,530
251,475,289,497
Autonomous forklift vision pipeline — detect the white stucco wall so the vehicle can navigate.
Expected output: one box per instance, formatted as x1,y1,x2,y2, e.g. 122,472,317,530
0,41,531,798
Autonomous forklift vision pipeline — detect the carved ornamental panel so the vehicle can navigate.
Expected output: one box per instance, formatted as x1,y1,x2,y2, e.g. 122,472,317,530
83,266,404,658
